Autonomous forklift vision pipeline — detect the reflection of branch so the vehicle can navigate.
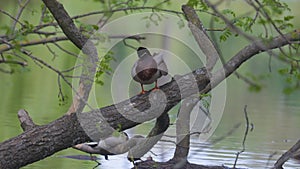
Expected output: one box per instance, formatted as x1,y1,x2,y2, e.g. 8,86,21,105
274,139,300,168
211,123,242,145
187,122,241,161
233,105,251,168
266,152,277,168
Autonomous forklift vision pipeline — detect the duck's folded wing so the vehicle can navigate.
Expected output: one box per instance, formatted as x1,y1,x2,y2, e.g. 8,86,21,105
153,53,168,75
131,61,138,78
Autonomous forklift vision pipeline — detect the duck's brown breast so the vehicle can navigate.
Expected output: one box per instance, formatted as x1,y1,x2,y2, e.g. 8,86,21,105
136,68,158,82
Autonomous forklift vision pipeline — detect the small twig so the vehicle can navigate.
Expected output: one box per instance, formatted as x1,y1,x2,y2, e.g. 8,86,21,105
123,36,143,50
52,42,79,58
208,16,261,89
233,105,251,168
71,6,184,21
57,75,65,102
61,64,83,73
97,13,113,29
0,36,69,54
39,4,47,25
0,59,27,66
235,72,261,89
0,9,24,27
11,0,31,33
253,0,294,48
20,49,94,110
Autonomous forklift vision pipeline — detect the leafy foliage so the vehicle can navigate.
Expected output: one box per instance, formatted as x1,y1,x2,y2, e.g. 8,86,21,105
40,4,54,23
95,51,115,85
278,61,300,95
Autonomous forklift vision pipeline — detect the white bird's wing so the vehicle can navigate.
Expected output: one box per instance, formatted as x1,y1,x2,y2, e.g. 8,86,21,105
131,61,138,78
99,132,128,149
153,52,168,75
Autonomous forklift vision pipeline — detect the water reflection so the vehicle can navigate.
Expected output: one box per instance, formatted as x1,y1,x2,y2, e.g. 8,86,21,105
99,137,299,169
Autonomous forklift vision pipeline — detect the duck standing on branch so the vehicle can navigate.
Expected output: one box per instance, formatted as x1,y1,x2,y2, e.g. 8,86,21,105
131,47,168,94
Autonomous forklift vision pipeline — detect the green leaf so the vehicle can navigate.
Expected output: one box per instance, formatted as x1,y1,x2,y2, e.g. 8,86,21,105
222,9,236,18
278,68,289,75
220,29,232,42
187,0,199,8
283,87,294,95
248,85,262,92
95,51,115,85
284,15,294,21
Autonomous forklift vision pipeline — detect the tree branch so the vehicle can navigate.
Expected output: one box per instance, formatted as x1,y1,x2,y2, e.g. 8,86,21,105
211,29,300,90
273,139,300,169
182,5,219,72
42,0,98,114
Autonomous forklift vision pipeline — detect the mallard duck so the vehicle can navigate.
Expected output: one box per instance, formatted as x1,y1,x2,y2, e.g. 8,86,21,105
131,47,168,94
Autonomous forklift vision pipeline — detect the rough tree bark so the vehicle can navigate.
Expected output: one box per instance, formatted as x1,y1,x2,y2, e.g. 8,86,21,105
0,2,299,169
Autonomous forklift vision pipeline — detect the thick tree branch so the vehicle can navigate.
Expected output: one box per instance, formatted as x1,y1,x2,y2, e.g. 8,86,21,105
182,5,219,72
42,0,98,114
0,113,88,169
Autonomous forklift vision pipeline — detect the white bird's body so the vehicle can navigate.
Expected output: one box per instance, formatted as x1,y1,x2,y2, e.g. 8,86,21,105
73,133,145,160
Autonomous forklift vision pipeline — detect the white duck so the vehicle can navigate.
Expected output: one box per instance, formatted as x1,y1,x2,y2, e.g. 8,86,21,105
131,47,168,94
